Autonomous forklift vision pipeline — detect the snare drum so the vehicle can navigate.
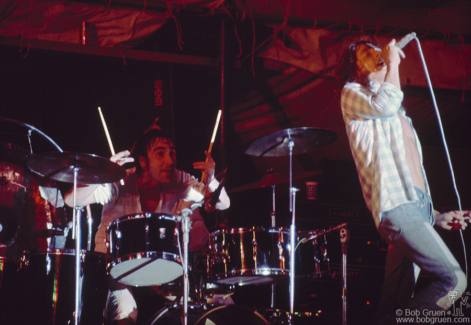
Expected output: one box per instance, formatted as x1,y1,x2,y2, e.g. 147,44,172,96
208,227,289,286
107,213,182,286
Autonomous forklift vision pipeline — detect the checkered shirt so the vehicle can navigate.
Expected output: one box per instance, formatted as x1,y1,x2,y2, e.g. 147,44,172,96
341,81,430,228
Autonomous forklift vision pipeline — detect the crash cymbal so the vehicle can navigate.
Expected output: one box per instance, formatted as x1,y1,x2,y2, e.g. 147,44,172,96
26,152,126,184
245,127,337,157
229,170,322,193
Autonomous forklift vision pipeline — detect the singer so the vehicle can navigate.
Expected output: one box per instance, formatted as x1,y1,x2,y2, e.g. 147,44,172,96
338,38,470,324
64,125,229,325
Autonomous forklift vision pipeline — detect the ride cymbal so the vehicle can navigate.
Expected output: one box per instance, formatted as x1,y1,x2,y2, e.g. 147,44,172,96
245,127,337,157
26,152,126,184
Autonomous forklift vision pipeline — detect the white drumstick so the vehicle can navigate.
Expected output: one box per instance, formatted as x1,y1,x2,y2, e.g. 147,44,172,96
98,107,125,185
208,110,222,154
201,110,222,185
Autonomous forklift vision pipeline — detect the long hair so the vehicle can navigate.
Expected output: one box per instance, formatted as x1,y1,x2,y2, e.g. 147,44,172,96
129,128,174,174
338,40,379,88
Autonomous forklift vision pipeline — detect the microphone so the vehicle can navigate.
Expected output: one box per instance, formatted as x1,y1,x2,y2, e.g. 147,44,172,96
205,173,226,213
395,32,416,49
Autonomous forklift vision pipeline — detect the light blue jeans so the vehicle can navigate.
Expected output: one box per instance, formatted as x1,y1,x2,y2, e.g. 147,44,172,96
375,187,466,324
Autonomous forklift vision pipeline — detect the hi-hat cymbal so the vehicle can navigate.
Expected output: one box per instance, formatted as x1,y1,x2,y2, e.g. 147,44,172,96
26,152,126,184
245,127,337,157
229,170,322,193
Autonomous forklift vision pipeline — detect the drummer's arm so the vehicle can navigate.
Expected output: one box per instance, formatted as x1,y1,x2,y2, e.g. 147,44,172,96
64,150,133,207
64,185,99,207
194,150,230,210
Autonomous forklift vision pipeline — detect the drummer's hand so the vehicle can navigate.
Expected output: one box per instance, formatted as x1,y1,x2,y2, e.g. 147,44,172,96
110,150,134,166
435,210,470,231
193,150,215,181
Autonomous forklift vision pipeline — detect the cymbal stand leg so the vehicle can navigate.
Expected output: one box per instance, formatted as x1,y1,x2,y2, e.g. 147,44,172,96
182,213,191,325
72,165,83,325
271,283,276,309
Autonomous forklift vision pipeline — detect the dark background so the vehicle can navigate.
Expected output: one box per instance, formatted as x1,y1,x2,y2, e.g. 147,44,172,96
1,19,470,323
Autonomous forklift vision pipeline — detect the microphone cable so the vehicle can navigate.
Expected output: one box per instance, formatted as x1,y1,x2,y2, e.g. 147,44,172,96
414,37,468,279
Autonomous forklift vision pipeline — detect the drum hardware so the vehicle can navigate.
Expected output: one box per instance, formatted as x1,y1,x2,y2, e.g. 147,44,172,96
294,230,330,279
85,205,93,251
179,201,204,325
0,117,63,153
26,152,125,325
107,213,182,286
245,127,337,324
209,227,290,285
340,226,350,325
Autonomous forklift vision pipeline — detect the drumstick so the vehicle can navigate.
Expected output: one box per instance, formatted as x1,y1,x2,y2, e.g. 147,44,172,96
98,107,125,185
201,110,222,185
208,110,222,154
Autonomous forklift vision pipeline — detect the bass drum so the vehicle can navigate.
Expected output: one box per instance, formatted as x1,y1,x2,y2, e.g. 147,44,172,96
19,249,108,325
146,304,269,325
0,257,22,324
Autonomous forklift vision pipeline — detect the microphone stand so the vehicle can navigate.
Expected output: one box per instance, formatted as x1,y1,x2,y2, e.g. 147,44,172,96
179,202,203,325
340,227,350,325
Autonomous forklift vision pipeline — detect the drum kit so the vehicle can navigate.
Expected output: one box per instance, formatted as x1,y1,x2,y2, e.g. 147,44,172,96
0,118,349,325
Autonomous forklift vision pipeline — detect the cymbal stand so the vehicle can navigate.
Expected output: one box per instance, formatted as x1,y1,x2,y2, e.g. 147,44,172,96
182,213,191,325
271,185,276,228
288,139,299,324
71,163,82,325
340,227,350,325
270,185,276,317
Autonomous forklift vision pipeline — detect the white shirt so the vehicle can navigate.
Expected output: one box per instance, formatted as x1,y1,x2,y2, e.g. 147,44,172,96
93,167,229,253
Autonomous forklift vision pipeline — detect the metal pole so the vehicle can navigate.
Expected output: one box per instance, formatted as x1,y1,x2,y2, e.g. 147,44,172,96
86,205,93,251
271,185,276,227
340,227,349,325
288,138,299,324
182,215,191,325
73,165,82,325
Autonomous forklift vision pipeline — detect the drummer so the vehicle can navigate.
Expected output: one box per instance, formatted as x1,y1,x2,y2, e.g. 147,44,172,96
64,126,230,325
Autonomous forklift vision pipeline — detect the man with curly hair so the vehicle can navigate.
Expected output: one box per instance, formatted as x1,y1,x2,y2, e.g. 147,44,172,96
339,39,469,324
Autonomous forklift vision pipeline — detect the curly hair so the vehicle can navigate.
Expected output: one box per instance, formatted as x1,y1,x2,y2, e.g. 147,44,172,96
338,40,379,87
129,128,174,175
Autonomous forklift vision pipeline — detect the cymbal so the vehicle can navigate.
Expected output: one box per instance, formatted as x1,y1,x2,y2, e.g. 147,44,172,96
26,152,126,184
245,127,337,157
229,170,322,193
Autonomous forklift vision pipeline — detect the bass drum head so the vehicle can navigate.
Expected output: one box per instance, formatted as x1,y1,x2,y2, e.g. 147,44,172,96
146,303,213,325
195,305,270,325
147,304,269,325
